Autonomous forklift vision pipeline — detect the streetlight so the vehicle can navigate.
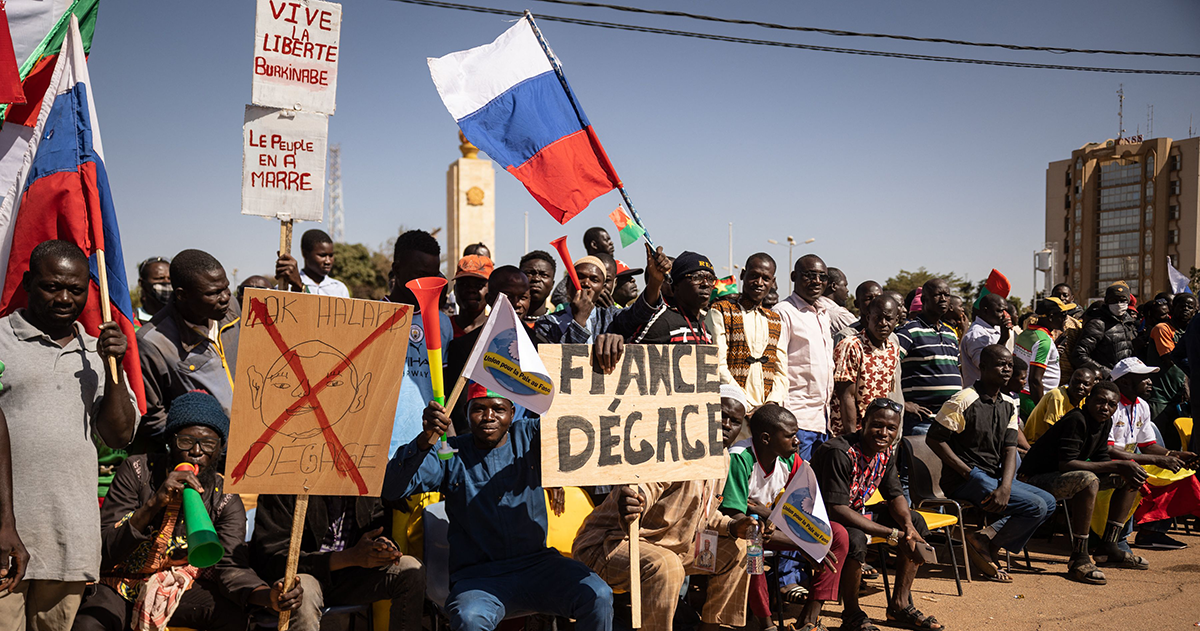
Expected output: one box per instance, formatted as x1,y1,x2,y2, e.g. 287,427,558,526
767,236,815,294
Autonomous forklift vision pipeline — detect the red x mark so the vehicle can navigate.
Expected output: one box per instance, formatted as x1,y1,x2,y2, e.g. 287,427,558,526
230,297,411,495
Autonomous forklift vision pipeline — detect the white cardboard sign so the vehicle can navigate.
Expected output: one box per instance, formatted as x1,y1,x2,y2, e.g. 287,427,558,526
242,105,328,222
252,0,341,115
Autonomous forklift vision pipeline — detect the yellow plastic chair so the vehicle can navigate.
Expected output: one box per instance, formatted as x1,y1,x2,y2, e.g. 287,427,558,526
1175,417,1193,450
544,487,595,558
865,488,964,597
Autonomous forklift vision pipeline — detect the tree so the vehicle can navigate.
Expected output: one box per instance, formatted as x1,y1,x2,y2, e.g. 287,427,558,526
331,242,388,299
883,267,975,303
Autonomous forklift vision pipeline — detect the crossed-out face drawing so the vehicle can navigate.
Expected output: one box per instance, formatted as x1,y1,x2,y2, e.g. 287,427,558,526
247,340,373,440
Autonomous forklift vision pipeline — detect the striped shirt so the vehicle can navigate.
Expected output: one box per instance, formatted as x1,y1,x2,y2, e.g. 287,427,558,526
895,315,962,410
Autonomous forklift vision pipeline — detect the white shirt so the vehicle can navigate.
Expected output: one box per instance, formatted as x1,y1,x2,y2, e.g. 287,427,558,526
960,317,1001,387
773,293,834,434
1108,396,1157,453
300,270,351,297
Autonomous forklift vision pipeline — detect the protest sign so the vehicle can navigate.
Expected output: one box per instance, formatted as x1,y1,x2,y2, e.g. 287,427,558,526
767,461,834,562
538,344,725,488
225,289,412,496
252,0,341,115
242,105,327,222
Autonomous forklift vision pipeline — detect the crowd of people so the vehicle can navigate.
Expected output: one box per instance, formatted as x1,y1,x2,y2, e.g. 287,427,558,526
0,225,1198,631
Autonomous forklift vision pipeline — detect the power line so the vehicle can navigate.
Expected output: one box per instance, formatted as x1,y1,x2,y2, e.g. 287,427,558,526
389,0,1200,76
534,0,1200,59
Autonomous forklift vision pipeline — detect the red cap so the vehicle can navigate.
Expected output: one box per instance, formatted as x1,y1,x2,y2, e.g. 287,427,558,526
455,255,494,280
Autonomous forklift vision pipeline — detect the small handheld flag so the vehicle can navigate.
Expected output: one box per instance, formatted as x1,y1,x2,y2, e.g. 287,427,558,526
768,460,834,563
1168,257,1192,294
460,294,555,414
711,276,738,301
608,206,645,248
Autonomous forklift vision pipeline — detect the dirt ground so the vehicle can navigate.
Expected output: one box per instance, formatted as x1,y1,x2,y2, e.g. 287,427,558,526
795,525,1200,631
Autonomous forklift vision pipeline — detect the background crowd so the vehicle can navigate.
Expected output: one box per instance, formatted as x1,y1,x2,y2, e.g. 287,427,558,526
0,224,1197,631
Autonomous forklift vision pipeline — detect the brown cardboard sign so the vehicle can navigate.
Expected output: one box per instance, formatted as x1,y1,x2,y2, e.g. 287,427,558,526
538,344,725,487
225,289,411,495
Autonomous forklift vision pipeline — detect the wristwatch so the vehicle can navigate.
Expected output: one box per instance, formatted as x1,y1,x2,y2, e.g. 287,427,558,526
886,528,901,547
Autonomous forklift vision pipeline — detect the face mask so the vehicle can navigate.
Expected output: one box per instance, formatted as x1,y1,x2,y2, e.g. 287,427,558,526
149,283,172,305
1108,303,1127,316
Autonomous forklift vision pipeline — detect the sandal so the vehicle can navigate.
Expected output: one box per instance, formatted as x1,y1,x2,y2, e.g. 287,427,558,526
861,563,880,580
1097,549,1149,570
964,534,999,580
991,567,1013,583
781,583,809,604
886,604,945,631
841,610,880,631
1067,560,1106,585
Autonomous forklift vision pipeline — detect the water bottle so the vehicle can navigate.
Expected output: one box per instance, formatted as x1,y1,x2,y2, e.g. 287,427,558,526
746,515,764,575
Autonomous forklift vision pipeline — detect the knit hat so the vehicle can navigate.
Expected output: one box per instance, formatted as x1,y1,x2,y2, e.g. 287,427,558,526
670,251,714,284
574,256,607,281
164,390,229,442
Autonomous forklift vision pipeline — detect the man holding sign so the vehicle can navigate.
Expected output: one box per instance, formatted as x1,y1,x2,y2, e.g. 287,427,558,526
383,385,613,631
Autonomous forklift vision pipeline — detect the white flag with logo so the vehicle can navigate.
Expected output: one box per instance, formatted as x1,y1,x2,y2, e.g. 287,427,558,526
461,293,555,413
1167,257,1192,294
768,460,834,562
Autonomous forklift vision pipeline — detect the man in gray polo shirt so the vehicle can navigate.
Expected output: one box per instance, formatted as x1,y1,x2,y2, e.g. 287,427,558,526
0,240,138,631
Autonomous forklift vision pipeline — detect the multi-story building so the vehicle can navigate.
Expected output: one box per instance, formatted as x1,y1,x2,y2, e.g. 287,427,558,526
1046,135,1199,302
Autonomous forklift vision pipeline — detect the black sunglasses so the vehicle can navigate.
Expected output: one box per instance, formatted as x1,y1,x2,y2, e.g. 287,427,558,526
866,397,903,415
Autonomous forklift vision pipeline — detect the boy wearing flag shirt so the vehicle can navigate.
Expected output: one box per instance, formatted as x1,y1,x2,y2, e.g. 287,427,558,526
1014,298,1073,419
706,253,787,409
929,345,1055,583
535,243,670,344
721,404,848,631
383,384,613,631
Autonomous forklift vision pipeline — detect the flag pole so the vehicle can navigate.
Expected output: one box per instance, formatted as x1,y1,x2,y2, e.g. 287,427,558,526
94,250,119,385
523,12,654,249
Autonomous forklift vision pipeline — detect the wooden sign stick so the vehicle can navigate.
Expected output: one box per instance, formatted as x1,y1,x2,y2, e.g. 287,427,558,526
94,250,119,385
277,219,294,290
276,493,309,631
629,487,642,628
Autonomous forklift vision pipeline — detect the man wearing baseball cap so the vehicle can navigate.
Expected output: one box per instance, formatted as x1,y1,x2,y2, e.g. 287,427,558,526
1071,283,1136,376
451,255,494,339
611,260,641,308
1108,357,1200,551
384,384,613,630
1014,297,1075,419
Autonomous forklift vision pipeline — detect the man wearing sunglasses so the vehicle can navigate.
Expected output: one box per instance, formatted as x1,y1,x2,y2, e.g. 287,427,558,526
74,391,303,631
629,251,715,345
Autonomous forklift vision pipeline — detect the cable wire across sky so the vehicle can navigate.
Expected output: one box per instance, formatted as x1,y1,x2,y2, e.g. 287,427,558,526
533,0,1200,59
389,0,1200,76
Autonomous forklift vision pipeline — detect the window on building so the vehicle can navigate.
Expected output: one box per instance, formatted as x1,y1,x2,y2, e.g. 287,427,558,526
1100,184,1141,211
1170,204,1180,220
1145,205,1153,225
1170,254,1179,268
1099,208,1140,233
1144,254,1152,275
1065,171,1072,186
1076,158,1083,170
1074,249,1081,267
1099,232,1139,256
1064,216,1070,232
1146,181,1154,200
1171,180,1181,196
1172,154,1181,171
1169,230,1179,245
1100,160,1142,187
1065,193,1070,209
1145,230,1154,250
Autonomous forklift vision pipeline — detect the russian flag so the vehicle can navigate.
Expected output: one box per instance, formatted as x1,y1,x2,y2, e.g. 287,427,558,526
0,14,145,412
429,19,621,224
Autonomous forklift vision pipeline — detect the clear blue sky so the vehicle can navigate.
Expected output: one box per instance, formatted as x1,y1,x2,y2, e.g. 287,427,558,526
86,0,1200,303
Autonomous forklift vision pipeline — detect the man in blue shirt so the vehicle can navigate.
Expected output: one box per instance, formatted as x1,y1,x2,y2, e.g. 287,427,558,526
383,384,613,631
